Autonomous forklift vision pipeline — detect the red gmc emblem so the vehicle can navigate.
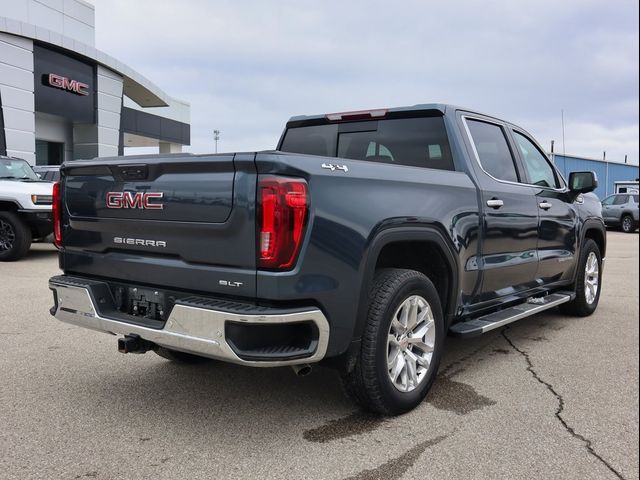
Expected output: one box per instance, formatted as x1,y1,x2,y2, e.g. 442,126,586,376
47,73,90,96
106,192,164,210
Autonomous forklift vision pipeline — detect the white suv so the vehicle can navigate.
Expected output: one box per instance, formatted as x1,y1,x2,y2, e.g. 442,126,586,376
0,156,55,261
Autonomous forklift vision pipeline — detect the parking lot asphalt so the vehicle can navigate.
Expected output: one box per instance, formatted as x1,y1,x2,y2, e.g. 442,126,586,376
0,232,638,480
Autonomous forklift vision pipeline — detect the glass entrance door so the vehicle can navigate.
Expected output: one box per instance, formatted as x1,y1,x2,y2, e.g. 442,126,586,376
35,140,64,165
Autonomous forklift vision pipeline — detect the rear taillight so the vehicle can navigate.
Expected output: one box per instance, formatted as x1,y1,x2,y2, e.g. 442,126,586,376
258,176,308,270
52,181,62,248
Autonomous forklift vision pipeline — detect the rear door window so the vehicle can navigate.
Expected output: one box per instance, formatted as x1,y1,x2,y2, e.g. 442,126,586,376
613,195,629,205
281,116,455,171
465,119,519,182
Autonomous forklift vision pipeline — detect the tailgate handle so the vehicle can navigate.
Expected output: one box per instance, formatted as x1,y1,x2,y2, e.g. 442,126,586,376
117,164,148,180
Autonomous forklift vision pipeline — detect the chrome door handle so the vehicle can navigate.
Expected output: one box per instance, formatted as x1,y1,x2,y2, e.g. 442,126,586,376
486,199,504,209
539,201,553,210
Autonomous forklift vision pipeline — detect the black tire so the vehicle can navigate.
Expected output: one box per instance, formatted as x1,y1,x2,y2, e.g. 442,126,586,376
621,214,635,233
153,346,211,364
0,212,32,262
341,268,445,415
560,239,602,317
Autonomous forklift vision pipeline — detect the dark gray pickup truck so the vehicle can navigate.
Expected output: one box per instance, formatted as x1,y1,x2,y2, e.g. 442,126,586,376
49,104,606,415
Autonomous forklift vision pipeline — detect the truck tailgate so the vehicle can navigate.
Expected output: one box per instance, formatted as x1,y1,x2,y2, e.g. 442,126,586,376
59,153,257,297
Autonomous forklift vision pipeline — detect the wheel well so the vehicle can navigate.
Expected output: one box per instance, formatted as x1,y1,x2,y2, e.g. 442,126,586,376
584,228,606,258
375,241,453,315
0,201,19,212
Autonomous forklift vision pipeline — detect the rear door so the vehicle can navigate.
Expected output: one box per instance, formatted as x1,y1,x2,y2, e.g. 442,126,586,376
60,153,257,298
509,129,578,285
461,115,539,304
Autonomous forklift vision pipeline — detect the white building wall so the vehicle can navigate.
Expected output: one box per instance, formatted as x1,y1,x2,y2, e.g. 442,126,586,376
96,65,123,157
0,0,95,46
0,32,35,163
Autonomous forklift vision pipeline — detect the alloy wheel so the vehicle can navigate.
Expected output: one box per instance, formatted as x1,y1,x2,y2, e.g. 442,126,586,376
584,251,599,305
386,295,435,393
0,219,15,252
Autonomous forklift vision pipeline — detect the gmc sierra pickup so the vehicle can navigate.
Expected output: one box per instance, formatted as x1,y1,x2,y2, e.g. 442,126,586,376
48,104,606,415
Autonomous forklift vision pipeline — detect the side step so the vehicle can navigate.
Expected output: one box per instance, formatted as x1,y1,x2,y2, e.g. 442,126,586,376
449,293,574,338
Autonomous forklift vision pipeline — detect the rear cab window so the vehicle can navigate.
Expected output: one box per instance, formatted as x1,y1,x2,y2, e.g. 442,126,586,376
280,116,455,171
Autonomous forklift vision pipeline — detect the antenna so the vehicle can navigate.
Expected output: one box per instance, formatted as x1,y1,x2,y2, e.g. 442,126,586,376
561,109,566,155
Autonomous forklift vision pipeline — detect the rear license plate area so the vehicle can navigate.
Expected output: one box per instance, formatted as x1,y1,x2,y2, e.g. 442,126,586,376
114,286,168,321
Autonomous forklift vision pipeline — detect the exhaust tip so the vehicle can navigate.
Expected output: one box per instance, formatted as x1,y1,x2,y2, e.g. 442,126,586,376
291,364,312,377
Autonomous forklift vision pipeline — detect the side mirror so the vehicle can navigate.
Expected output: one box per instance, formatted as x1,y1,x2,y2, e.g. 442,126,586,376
568,171,598,194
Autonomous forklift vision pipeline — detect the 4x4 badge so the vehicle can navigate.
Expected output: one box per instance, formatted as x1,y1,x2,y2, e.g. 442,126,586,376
321,163,348,173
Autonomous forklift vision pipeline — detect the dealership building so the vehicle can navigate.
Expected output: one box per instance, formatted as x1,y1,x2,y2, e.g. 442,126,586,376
0,0,190,165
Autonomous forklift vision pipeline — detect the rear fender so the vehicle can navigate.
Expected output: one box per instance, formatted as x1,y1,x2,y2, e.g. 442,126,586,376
353,225,460,341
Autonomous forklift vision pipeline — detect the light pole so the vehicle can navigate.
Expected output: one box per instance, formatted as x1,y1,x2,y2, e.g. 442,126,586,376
213,130,220,154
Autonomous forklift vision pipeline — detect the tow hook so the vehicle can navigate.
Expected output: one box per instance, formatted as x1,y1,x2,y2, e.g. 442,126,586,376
117,334,153,354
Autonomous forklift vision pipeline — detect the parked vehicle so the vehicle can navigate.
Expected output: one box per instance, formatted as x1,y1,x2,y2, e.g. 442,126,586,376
0,156,54,261
33,165,62,183
601,193,639,233
48,104,606,415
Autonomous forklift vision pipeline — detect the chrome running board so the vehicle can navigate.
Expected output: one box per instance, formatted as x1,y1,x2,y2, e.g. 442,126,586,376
449,293,573,338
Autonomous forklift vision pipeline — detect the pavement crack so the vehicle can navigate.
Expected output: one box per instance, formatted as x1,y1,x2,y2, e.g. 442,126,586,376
501,327,625,480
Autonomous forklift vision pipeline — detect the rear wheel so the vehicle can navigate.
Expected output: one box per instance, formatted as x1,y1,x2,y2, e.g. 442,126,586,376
341,268,445,415
621,215,635,233
154,346,211,364
560,239,602,316
0,212,32,261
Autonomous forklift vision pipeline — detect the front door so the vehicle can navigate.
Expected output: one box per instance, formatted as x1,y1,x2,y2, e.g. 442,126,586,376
462,116,540,304
600,195,616,224
510,130,578,285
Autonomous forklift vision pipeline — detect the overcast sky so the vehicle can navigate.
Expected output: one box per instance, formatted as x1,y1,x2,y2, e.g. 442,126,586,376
92,0,639,164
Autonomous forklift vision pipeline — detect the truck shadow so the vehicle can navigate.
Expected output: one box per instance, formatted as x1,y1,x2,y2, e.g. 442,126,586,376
78,311,568,444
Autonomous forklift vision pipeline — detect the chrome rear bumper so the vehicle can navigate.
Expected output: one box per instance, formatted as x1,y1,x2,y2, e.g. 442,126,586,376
49,276,329,367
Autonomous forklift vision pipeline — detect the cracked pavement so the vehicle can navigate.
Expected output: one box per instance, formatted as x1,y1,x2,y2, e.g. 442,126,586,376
1,232,638,479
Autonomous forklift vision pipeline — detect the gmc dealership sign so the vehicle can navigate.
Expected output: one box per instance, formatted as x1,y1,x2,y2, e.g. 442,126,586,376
46,73,89,96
